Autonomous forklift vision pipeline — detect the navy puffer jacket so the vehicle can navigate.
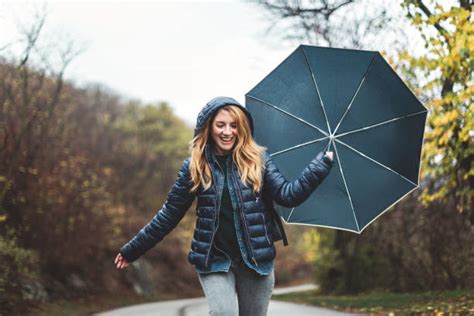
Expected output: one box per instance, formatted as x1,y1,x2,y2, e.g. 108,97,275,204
120,96,334,269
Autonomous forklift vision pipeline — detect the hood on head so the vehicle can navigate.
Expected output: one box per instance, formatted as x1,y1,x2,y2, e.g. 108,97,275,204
193,96,254,138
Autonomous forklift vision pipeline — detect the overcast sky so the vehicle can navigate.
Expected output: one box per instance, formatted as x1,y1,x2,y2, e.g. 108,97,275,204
1,0,420,128
1,0,301,127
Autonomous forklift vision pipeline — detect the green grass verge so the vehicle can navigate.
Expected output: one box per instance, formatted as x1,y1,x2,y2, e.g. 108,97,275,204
272,288,474,315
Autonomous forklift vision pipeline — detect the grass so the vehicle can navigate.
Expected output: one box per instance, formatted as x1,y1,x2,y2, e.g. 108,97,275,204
272,288,474,315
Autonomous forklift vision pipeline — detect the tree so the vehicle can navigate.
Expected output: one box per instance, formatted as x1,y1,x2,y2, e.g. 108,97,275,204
252,0,407,50
254,0,474,294
397,1,473,218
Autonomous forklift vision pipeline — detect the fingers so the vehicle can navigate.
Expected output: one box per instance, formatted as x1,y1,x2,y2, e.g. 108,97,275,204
114,253,129,269
324,151,334,162
118,261,128,269
116,259,127,269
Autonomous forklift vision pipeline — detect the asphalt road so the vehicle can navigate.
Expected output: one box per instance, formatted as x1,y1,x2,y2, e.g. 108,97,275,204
96,284,360,316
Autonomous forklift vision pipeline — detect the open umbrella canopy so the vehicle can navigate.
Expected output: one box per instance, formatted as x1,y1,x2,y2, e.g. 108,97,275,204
245,45,428,233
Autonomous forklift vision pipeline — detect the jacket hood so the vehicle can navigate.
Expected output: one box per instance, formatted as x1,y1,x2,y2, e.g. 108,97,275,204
193,96,254,138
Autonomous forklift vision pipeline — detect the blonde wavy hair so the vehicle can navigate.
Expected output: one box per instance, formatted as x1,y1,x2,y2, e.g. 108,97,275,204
188,105,267,194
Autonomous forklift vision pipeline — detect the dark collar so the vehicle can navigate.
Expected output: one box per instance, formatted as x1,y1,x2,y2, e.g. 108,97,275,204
205,143,232,165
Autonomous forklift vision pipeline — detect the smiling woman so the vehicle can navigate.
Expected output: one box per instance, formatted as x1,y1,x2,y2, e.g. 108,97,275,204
116,96,334,315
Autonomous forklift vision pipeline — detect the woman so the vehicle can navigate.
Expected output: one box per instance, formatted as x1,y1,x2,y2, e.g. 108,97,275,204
115,96,334,315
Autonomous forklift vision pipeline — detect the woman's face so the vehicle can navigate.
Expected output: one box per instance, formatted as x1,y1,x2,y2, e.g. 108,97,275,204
211,109,237,155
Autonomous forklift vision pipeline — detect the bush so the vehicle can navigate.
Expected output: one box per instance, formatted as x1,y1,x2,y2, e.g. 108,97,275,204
0,233,40,314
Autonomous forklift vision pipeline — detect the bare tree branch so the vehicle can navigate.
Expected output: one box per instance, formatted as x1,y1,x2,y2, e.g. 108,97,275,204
250,0,404,50
414,0,449,39
16,5,47,68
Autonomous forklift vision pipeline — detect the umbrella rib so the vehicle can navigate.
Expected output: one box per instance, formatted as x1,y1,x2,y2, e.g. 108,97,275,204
332,54,376,136
335,138,418,187
287,207,296,221
332,139,360,231
302,46,332,134
334,110,427,139
246,95,329,136
270,136,329,157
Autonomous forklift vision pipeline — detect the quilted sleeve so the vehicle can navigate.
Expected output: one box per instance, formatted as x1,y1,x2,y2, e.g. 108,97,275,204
264,150,334,208
119,158,196,263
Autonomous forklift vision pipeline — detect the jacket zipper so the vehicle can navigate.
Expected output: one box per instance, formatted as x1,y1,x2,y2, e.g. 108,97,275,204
205,159,224,267
231,162,258,266
255,191,260,203
212,160,231,262
260,213,271,245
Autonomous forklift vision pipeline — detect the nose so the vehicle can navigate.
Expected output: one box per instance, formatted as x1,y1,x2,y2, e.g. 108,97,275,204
223,125,232,135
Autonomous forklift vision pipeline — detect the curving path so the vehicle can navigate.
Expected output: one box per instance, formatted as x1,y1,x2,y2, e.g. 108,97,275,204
96,284,360,316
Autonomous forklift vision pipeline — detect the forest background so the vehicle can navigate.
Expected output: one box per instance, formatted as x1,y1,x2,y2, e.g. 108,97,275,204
0,0,472,314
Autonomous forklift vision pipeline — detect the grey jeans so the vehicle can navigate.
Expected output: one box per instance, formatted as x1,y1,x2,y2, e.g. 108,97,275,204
197,258,275,316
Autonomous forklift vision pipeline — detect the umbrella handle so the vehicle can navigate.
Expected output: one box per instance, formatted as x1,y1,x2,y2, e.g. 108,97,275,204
324,139,331,152
322,139,334,163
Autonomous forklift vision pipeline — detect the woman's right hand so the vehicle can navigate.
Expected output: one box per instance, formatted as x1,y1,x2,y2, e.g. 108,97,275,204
324,151,334,162
114,253,129,269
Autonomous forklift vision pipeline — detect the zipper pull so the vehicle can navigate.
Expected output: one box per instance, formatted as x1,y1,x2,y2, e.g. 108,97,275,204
252,257,258,266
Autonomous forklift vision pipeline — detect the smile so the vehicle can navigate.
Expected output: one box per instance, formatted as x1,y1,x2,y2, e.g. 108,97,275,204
220,138,233,143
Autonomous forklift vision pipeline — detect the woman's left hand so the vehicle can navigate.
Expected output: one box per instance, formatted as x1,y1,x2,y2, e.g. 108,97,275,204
114,253,129,270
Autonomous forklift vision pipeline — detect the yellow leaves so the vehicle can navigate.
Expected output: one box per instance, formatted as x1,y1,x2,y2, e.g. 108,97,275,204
434,3,444,13
458,128,471,143
437,130,451,146
444,108,458,121
398,4,474,212
397,50,410,61
102,167,113,177
426,15,438,25
420,184,449,206
430,110,458,146
0,214,7,222
467,168,474,179
432,109,459,126
0,175,11,194
413,14,423,25
105,205,126,243
302,230,320,262
458,6,472,22
414,5,474,75
429,38,444,47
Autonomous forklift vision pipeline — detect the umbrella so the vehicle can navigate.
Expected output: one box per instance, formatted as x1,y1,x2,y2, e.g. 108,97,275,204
245,45,428,233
